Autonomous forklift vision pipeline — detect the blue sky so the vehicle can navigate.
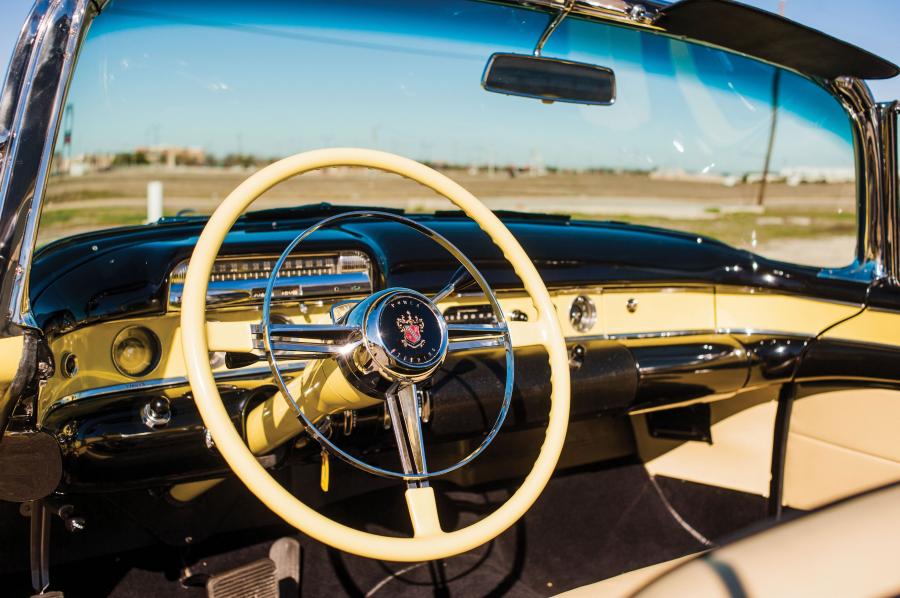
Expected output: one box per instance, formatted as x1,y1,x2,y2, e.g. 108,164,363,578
0,0,895,174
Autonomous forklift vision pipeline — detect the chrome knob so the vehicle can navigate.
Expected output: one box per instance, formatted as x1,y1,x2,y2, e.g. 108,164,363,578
141,397,171,429
626,298,638,313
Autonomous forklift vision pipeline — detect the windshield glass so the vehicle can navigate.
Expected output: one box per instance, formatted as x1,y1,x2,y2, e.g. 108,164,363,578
41,0,856,267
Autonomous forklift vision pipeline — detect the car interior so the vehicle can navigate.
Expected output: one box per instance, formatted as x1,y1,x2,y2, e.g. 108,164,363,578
0,0,899,596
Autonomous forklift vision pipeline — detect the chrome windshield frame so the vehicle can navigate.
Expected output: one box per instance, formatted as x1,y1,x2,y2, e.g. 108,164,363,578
0,0,96,338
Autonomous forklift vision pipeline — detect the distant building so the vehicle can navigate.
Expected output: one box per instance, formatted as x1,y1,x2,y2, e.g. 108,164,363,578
779,167,854,186
649,168,734,185
134,145,206,167
55,152,115,176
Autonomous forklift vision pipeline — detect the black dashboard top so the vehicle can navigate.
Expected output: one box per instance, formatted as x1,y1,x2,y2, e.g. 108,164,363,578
29,205,866,334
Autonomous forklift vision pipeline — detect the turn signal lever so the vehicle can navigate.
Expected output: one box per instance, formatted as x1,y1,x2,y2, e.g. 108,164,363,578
432,266,478,303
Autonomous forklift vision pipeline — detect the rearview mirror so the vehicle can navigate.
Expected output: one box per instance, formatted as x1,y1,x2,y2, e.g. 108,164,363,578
482,53,616,106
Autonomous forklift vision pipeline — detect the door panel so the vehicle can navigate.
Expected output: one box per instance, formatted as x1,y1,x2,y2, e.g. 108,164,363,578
784,389,900,510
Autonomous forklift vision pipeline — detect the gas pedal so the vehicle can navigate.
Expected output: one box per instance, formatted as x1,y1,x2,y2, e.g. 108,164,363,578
205,537,301,598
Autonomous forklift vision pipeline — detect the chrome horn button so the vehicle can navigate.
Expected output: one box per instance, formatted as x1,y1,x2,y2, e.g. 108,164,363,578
363,289,448,381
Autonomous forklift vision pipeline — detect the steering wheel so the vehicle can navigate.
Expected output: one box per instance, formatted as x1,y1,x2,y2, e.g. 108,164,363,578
181,148,570,562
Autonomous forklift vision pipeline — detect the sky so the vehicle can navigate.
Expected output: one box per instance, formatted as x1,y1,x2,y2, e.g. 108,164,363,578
0,0,896,174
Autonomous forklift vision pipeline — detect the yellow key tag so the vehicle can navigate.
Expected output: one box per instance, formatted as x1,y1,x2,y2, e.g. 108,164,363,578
320,449,330,493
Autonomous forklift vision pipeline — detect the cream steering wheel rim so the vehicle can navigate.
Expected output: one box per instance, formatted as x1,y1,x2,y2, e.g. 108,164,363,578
180,148,571,562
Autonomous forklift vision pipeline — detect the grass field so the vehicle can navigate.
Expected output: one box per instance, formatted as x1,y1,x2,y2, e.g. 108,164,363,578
38,166,857,267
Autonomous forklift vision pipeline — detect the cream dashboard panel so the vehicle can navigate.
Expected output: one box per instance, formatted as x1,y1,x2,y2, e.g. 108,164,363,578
37,302,334,419
41,284,860,420
716,291,860,335
438,286,717,344
821,307,900,346
600,288,714,336
39,286,717,415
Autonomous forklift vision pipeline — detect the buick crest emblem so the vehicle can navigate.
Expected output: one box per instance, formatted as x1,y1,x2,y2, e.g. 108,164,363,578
397,310,426,349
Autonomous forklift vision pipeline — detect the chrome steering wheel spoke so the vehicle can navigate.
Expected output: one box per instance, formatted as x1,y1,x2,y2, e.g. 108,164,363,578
447,323,509,353
385,383,429,487
252,323,361,360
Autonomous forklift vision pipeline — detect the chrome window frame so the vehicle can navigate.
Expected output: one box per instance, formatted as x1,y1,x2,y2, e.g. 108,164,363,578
0,0,896,347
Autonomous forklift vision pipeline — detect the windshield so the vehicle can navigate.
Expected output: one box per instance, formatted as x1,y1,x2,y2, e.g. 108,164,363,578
41,0,856,267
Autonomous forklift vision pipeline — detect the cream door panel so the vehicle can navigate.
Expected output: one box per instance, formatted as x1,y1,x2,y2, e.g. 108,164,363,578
783,389,900,510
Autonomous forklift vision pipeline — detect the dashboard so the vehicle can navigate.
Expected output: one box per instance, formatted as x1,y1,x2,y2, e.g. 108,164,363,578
27,209,870,491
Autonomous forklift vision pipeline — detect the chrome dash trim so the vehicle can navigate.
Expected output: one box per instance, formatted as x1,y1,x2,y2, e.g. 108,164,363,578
716,328,812,339
47,362,306,414
563,329,818,344
563,333,608,344
605,329,716,340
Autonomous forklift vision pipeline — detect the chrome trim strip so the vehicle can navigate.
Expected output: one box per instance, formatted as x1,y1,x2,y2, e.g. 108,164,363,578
564,333,608,344
47,362,306,413
715,328,812,339
563,329,815,343
606,329,716,340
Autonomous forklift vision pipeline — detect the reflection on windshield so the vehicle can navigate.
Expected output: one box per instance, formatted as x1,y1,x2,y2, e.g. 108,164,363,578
41,0,856,267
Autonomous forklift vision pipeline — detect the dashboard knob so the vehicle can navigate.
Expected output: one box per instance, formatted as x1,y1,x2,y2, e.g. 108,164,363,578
141,397,171,429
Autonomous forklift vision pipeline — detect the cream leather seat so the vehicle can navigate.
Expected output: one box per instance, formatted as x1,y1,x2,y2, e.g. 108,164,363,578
558,483,900,597
556,553,702,597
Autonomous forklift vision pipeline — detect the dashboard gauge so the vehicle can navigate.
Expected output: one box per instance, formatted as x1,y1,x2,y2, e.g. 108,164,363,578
569,295,597,332
111,326,161,377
